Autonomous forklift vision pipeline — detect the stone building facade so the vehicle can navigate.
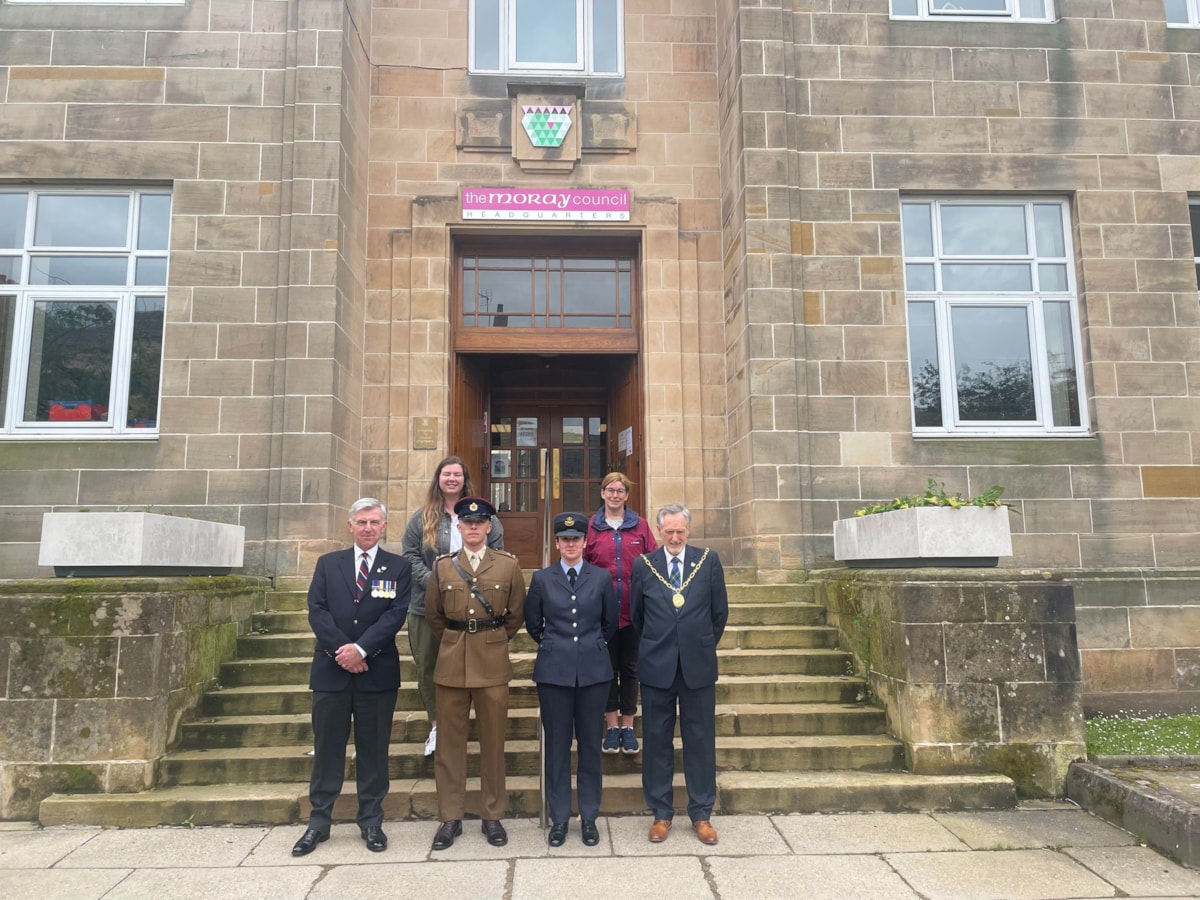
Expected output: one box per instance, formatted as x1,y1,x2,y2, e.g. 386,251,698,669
1,1,1198,709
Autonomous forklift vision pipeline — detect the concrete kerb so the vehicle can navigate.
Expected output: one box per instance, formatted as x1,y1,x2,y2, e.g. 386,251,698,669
1067,757,1200,868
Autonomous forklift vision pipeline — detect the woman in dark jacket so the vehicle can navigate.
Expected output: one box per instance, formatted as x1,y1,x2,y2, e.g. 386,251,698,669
526,512,617,846
584,471,657,755
401,455,504,756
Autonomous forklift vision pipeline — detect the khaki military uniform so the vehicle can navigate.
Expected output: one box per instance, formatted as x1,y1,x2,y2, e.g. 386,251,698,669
425,546,526,821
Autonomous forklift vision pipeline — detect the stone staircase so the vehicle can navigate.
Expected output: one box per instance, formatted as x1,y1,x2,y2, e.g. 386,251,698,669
40,577,1014,826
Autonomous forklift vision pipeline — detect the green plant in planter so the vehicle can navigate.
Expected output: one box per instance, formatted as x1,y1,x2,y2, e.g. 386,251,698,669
854,478,1007,517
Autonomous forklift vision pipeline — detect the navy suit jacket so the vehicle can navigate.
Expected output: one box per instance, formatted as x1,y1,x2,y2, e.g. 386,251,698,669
525,559,617,689
630,545,728,691
307,546,412,692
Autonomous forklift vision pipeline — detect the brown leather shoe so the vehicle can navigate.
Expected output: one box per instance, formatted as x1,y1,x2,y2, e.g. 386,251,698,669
692,820,718,845
648,818,672,842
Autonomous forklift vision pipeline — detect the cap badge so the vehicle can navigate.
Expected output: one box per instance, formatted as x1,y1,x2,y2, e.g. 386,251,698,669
469,502,479,512
564,516,575,527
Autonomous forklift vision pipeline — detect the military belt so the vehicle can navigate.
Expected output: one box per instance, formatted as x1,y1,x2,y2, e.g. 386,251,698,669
444,616,506,633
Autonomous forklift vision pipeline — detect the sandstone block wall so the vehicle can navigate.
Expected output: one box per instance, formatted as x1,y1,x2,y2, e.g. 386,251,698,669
0,0,366,578
819,568,1087,797
720,1,1200,578
0,577,266,819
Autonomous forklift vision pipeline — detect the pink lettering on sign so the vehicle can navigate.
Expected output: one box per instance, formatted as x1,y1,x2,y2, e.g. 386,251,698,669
462,187,631,221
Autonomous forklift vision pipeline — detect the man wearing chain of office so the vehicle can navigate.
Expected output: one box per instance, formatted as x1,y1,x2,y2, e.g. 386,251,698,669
629,502,729,847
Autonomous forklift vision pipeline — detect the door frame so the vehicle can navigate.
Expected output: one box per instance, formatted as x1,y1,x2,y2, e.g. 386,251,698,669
449,352,646,567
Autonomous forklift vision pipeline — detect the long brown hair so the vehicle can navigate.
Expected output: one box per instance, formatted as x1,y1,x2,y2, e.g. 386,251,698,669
421,455,474,550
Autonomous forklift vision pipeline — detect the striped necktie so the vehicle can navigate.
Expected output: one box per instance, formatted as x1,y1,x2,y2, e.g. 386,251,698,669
356,552,369,598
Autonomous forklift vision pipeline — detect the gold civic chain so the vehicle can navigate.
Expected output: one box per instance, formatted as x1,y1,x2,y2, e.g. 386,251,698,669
640,548,710,609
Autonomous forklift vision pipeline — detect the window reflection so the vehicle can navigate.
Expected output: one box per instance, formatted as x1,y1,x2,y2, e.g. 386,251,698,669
0,195,26,248
515,0,578,65
128,296,164,428
950,306,1036,421
25,300,117,423
940,205,1027,255
35,195,128,248
462,253,635,329
0,295,13,422
30,256,128,286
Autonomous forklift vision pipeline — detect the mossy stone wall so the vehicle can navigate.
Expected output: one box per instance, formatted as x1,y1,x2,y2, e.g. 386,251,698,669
814,568,1086,798
0,577,267,819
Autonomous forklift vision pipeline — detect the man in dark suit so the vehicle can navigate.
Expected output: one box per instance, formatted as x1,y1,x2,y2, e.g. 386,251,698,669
291,498,411,857
526,512,618,847
630,502,728,846
426,496,526,850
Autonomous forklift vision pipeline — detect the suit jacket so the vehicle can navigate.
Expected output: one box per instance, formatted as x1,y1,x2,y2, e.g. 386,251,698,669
426,546,526,688
630,545,729,691
525,559,618,689
307,546,412,692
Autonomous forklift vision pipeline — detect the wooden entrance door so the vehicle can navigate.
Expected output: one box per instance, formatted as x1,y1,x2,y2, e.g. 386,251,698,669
488,396,608,568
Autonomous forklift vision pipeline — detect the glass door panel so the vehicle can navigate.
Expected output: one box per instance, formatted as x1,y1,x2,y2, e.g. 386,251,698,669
488,404,607,567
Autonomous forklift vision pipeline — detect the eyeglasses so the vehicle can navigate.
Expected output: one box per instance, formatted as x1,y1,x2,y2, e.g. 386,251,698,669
602,487,628,495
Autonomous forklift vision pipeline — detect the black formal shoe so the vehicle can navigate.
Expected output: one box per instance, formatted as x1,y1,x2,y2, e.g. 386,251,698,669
580,819,600,846
547,821,568,847
291,827,329,857
431,819,462,851
361,825,387,852
481,818,508,846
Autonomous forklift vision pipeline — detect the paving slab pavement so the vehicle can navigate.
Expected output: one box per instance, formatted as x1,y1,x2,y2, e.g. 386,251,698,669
4,803,1200,899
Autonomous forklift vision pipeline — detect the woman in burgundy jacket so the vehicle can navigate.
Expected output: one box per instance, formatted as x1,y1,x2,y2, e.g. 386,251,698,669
584,471,658,754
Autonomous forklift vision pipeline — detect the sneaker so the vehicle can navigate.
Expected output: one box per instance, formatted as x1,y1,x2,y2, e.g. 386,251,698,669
602,726,621,753
620,726,640,755
424,724,437,757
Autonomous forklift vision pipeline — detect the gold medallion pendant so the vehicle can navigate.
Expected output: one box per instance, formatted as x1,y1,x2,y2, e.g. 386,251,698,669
672,592,685,608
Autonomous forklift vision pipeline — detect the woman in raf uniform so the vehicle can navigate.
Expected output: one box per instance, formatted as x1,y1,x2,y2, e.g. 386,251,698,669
526,512,618,847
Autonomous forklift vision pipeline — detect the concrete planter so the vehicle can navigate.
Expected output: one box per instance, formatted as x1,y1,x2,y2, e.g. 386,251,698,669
834,506,1013,568
39,512,245,577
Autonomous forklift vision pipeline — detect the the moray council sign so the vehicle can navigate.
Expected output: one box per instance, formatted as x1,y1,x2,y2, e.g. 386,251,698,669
462,187,630,221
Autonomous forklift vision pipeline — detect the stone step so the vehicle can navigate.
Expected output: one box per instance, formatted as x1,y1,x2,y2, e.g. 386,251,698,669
159,734,904,786
218,647,850,686
200,674,865,717
252,600,827,628
262,581,818,611
39,769,1015,828
179,702,888,749
234,624,840,660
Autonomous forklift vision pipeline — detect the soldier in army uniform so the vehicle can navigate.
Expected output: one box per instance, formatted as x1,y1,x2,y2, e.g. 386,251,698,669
425,496,526,850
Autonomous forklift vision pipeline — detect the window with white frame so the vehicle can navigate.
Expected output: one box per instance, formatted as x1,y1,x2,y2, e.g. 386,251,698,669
901,198,1087,436
1166,0,1200,26
470,0,623,77
890,0,1053,22
0,188,169,439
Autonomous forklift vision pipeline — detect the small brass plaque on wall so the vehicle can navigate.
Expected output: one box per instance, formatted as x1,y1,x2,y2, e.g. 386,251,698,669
413,417,438,450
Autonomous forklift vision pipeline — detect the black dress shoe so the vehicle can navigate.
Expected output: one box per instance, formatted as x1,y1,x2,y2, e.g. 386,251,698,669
431,819,462,851
361,825,387,852
580,819,600,846
547,821,568,847
481,818,508,846
291,827,329,857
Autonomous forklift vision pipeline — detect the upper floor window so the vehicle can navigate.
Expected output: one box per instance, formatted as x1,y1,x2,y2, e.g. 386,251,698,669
901,198,1087,437
470,0,624,77
0,188,169,439
461,254,632,328
891,0,1053,22
1166,0,1200,26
